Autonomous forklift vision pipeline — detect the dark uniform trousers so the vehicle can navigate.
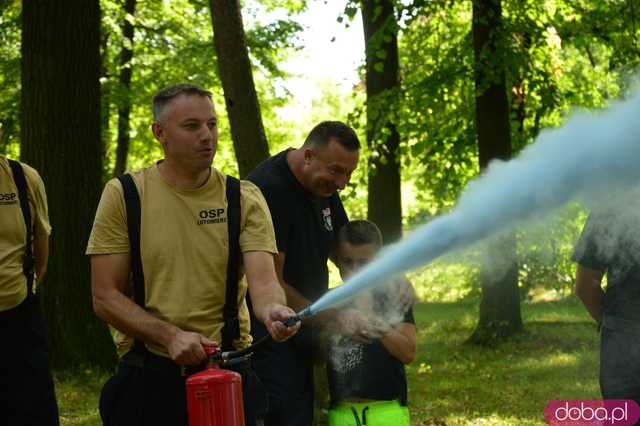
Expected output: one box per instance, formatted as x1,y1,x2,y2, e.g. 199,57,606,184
99,350,267,426
0,295,59,426
600,317,640,404
253,328,315,426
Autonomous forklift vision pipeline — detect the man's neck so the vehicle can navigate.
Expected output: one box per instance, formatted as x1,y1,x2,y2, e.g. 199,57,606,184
286,148,308,190
157,159,210,189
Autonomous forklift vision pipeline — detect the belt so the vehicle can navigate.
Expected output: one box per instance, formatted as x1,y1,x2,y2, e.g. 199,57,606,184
0,294,34,323
121,349,252,377
121,349,205,377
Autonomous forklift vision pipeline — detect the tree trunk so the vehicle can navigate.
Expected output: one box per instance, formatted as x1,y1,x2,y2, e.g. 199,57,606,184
208,0,270,178
361,0,403,244
469,0,523,344
100,30,111,178
113,0,137,177
21,0,116,368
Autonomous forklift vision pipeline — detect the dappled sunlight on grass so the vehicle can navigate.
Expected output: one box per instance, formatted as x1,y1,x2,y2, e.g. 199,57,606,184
407,297,600,425
55,368,108,426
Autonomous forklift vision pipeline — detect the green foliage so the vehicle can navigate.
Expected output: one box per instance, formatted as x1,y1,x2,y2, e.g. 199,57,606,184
246,19,303,77
99,0,222,177
398,1,478,214
0,0,21,154
516,203,588,299
96,0,304,180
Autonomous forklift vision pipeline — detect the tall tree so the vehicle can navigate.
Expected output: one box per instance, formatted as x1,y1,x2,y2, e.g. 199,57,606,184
209,0,270,178
21,0,115,367
469,0,522,343
113,0,137,177
361,0,403,243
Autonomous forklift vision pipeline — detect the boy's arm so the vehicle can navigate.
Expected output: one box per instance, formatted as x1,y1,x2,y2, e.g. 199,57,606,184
379,322,416,365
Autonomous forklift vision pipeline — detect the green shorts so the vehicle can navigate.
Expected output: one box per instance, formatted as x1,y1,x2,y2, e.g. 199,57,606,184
327,399,410,426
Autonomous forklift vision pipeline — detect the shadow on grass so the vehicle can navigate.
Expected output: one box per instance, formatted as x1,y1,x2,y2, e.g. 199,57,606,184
55,368,110,426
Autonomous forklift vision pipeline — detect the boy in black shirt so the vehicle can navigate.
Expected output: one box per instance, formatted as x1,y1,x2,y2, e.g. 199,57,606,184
328,220,416,426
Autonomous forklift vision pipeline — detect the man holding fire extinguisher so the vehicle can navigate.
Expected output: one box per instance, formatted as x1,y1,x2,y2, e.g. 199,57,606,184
87,84,300,426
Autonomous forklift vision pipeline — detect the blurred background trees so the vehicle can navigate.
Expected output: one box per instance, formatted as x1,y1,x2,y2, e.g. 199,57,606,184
1,0,638,364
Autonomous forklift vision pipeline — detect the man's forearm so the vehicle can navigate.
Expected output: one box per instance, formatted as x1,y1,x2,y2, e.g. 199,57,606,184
250,279,287,324
575,265,604,323
281,282,310,312
33,234,49,282
577,285,604,323
93,285,179,349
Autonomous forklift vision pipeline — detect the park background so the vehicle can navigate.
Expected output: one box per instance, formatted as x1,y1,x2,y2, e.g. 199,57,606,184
1,0,638,424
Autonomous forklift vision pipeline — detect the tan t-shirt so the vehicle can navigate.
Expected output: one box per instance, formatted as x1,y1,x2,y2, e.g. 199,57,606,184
86,164,277,358
0,155,52,311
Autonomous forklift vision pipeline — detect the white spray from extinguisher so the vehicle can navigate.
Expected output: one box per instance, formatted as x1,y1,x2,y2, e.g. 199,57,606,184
291,89,640,322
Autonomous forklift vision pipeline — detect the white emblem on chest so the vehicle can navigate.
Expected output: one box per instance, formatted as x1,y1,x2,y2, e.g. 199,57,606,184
322,207,333,231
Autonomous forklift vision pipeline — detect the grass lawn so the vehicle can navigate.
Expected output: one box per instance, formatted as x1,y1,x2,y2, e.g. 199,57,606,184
54,296,600,425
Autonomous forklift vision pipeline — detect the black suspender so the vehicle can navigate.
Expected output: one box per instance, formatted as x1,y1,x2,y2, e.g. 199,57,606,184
221,175,241,351
117,174,146,352
117,173,242,352
116,174,145,309
8,159,35,296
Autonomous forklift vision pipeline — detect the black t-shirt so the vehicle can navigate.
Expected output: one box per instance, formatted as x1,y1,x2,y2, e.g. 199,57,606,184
248,149,349,331
248,149,348,301
573,210,640,321
327,294,415,406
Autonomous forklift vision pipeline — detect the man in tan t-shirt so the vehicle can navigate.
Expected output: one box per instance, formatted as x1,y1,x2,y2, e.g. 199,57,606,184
87,84,299,426
0,154,59,425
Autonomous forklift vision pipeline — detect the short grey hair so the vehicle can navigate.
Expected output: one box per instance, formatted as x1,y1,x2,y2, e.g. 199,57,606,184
152,84,213,123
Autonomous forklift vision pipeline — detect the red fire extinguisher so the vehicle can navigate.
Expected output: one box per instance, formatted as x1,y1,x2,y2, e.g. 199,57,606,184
186,343,245,426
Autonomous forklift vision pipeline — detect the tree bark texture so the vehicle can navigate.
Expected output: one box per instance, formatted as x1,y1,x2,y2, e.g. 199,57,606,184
469,0,523,343
113,0,137,177
21,0,116,367
362,0,403,244
209,0,270,178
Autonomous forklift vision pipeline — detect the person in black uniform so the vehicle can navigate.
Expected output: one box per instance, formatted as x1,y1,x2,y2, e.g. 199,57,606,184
248,122,387,426
327,220,416,426
573,207,640,403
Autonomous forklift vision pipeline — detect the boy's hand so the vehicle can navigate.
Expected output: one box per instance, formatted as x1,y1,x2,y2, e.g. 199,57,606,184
389,276,417,312
334,308,389,344
357,313,392,343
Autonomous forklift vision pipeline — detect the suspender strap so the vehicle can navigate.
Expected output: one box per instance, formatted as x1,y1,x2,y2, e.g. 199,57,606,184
117,174,146,353
117,174,145,308
221,175,241,351
8,159,35,295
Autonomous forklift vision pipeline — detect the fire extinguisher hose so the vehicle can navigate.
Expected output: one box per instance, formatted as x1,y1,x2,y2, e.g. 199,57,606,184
214,306,313,363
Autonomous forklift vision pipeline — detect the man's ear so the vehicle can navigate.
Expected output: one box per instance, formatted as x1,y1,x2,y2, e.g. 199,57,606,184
152,122,164,145
303,147,314,165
